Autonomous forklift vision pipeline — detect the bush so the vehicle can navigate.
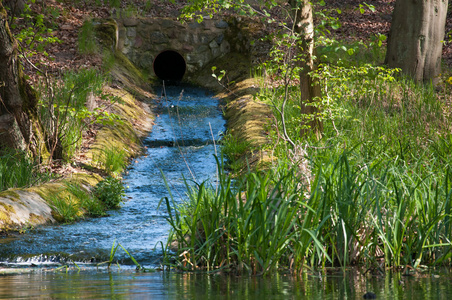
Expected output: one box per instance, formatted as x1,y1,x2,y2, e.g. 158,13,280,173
93,176,125,209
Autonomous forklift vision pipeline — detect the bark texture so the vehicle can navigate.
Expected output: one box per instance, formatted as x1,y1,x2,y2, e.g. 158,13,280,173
385,0,448,84
3,0,26,17
290,0,323,140
0,1,37,153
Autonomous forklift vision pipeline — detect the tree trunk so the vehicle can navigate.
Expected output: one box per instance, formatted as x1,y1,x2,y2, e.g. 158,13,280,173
290,0,323,140
3,0,26,17
0,1,38,154
385,0,448,85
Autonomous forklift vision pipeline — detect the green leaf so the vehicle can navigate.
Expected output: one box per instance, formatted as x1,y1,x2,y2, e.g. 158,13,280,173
364,2,376,12
331,23,340,30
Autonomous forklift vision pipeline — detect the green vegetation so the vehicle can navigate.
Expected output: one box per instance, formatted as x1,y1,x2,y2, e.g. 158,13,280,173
97,239,142,270
161,159,322,274
164,67,452,272
37,68,121,161
65,181,107,217
48,181,104,223
220,133,252,173
163,14,452,273
93,176,125,209
8,0,61,60
48,179,125,223
49,193,81,223
78,19,97,55
0,150,52,192
95,146,129,177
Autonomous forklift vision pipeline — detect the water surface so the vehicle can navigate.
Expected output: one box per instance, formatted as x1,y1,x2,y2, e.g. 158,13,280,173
0,85,224,267
0,85,451,299
1,269,452,299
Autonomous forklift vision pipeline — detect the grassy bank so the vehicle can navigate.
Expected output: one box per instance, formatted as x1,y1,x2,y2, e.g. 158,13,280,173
0,16,154,230
162,45,452,274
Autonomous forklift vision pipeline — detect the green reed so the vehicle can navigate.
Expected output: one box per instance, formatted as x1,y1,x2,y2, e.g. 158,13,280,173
0,150,51,192
160,157,331,274
96,146,128,176
97,239,142,270
162,63,452,273
162,148,452,273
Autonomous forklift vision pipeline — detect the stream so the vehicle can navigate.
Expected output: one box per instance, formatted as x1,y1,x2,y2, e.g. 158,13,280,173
0,85,224,268
0,85,452,299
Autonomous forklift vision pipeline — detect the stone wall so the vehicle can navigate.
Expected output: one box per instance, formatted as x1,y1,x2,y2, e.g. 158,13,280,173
116,17,235,80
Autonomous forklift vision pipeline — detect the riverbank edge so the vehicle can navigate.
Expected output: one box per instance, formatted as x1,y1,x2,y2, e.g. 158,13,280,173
0,50,271,236
0,57,156,233
190,52,273,173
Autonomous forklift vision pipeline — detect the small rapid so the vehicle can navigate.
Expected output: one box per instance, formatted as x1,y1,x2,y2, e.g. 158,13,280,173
0,85,225,269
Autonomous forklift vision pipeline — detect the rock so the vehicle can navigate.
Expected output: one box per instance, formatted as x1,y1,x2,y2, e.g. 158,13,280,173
215,34,224,45
188,22,203,29
122,18,139,27
161,19,176,28
126,27,136,38
215,20,228,29
149,32,168,44
209,40,219,49
363,292,377,299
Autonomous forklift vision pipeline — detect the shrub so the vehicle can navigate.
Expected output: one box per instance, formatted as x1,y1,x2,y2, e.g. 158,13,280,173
93,176,125,209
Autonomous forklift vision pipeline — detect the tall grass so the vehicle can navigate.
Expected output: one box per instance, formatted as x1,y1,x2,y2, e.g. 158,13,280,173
94,146,128,176
37,68,105,161
0,150,52,192
162,51,452,273
160,158,323,274
49,181,110,223
65,181,107,217
162,152,452,274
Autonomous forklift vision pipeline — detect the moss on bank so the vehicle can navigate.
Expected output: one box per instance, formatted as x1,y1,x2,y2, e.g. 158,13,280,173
0,43,154,233
191,52,273,171
0,20,270,232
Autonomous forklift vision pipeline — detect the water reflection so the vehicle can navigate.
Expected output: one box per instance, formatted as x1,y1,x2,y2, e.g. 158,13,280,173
0,270,451,299
0,84,451,298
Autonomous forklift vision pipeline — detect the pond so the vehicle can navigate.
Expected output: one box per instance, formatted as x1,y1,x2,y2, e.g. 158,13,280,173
0,85,451,299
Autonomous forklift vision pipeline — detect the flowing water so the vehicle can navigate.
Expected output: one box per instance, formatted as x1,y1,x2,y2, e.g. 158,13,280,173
0,85,224,268
1,85,452,299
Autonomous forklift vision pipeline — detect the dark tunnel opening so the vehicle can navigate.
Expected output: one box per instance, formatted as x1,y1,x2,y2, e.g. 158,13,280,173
153,50,186,81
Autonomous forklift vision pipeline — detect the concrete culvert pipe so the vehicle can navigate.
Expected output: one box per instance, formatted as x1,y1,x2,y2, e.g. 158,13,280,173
153,50,186,81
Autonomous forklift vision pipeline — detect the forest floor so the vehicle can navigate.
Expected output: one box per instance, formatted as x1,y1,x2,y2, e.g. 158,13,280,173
8,0,452,175
16,0,452,79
